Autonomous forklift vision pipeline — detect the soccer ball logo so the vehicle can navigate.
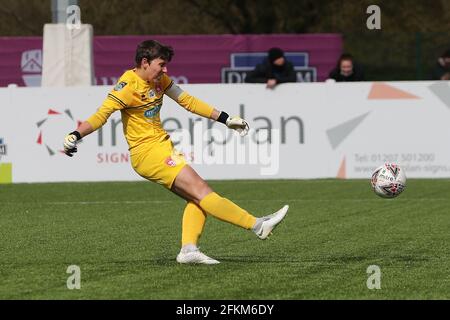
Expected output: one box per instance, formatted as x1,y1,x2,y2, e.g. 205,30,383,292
371,163,406,198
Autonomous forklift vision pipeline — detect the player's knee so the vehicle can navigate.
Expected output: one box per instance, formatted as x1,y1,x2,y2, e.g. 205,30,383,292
192,183,212,204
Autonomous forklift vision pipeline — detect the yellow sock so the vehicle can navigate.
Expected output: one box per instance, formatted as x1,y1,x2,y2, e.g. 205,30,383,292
182,202,207,246
199,192,256,229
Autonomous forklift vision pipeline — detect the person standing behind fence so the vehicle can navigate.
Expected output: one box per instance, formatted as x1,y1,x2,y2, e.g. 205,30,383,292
328,53,365,82
431,49,450,81
245,47,297,89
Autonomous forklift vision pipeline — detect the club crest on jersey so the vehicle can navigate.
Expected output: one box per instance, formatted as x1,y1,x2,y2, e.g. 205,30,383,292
144,104,162,118
114,81,127,91
148,89,156,98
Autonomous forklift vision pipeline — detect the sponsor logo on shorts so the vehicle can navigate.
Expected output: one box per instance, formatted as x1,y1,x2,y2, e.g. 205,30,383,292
165,156,176,167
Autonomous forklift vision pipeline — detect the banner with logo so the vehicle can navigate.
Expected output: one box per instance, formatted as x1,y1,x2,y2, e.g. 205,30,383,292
0,34,342,87
1,81,450,183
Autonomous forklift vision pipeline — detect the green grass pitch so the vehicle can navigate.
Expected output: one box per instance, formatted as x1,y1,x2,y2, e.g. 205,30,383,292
0,179,449,299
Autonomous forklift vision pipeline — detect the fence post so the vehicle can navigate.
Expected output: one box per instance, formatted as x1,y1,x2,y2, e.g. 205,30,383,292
415,32,423,80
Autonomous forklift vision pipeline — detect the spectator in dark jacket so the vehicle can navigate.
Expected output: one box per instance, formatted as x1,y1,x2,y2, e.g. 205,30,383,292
328,53,365,82
431,49,450,80
245,47,297,89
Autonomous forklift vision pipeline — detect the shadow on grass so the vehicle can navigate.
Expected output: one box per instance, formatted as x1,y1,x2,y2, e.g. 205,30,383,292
150,253,432,266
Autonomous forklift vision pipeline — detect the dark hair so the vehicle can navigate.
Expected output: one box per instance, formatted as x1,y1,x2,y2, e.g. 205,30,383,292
442,49,450,58
337,53,354,68
268,47,284,63
135,40,174,67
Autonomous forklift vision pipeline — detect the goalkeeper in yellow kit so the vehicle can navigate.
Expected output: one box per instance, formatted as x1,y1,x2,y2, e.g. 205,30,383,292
63,40,288,264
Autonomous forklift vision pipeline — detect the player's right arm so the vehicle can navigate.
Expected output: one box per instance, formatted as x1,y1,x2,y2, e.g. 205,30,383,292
63,81,132,157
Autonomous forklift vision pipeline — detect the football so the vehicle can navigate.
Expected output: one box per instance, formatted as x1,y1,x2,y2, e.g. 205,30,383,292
371,163,407,198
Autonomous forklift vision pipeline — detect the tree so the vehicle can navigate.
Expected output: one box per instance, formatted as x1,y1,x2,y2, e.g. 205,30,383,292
186,0,329,34
0,0,51,36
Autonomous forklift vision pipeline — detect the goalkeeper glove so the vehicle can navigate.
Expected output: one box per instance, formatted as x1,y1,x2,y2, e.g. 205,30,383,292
218,112,249,137
64,131,82,157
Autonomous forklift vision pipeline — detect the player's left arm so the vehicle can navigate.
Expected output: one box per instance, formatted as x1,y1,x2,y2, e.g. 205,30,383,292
165,81,249,136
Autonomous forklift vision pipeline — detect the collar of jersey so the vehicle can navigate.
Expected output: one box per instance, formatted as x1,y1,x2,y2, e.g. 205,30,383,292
129,69,152,88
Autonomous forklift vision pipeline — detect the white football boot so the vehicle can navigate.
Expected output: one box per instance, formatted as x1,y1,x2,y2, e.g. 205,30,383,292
255,205,289,240
176,249,220,265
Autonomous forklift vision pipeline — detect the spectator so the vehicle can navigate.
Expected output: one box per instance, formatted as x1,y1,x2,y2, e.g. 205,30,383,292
245,47,296,89
431,49,450,80
328,53,365,82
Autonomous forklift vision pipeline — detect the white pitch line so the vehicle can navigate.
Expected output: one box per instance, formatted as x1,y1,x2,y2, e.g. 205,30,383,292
4,198,449,205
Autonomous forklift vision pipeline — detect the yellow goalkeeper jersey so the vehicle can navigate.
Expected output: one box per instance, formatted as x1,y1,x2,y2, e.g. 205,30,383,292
87,69,214,155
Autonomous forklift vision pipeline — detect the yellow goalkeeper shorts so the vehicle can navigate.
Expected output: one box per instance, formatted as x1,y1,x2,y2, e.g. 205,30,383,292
130,136,187,189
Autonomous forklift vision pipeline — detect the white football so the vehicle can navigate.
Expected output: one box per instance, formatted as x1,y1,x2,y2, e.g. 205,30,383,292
371,163,406,198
